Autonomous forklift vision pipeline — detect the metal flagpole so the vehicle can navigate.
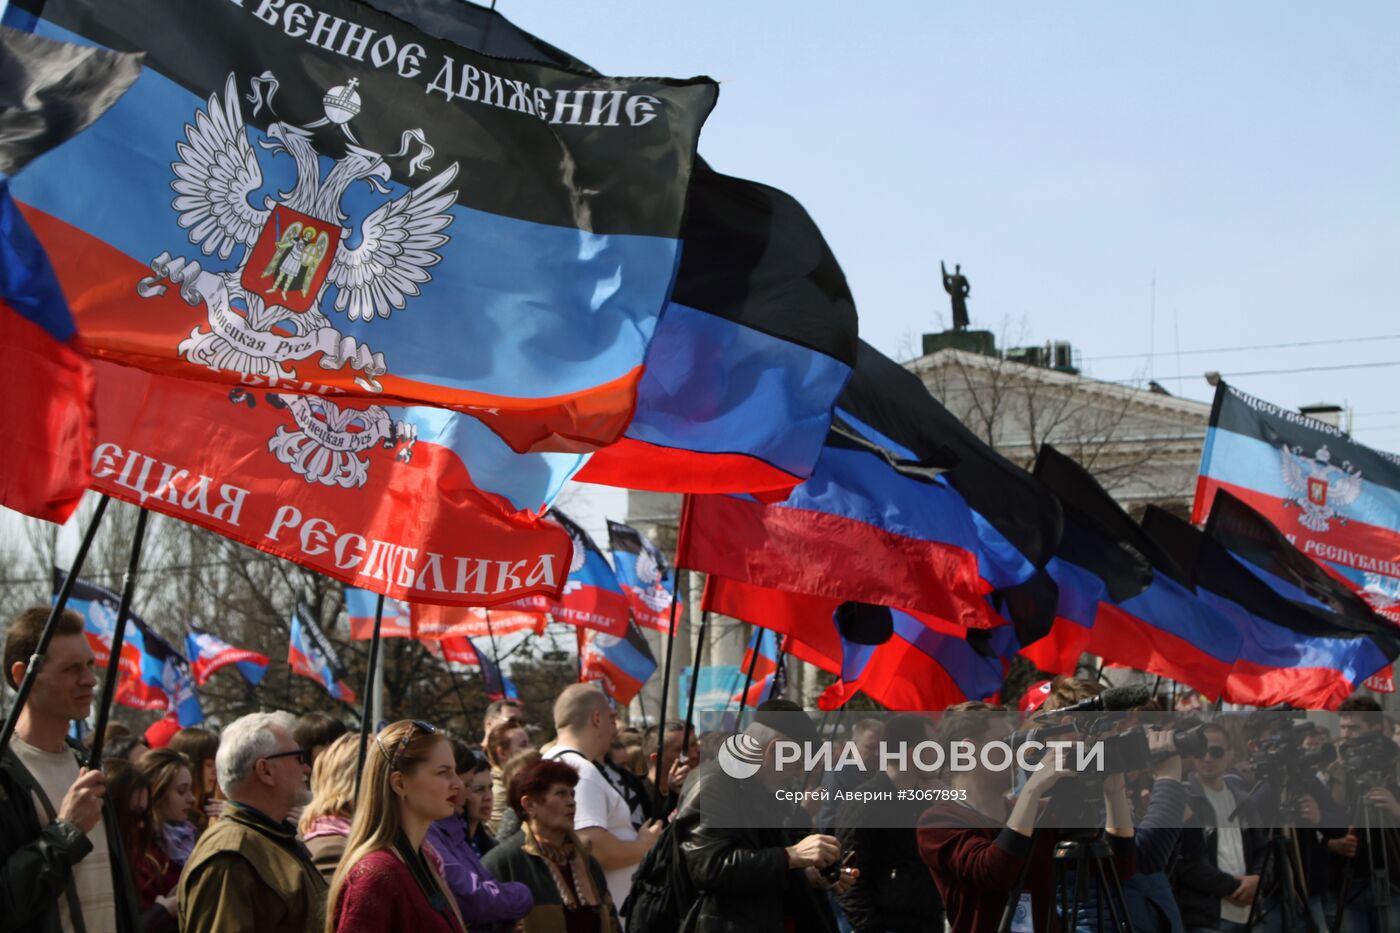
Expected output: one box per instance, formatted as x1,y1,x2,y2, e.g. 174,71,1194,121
0,496,111,759
484,609,504,676
355,592,386,801
736,626,763,712
651,495,691,800
86,507,150,768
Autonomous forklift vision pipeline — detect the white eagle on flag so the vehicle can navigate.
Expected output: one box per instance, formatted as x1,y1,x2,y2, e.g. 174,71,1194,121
1280,443,1363,532
138,72,459,391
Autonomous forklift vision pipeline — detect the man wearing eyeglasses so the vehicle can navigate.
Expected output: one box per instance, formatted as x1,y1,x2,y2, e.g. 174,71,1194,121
179,711,328,933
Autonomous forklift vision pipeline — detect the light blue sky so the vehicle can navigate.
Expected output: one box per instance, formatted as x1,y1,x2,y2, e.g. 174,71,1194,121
500,1,1400,451
4,2,1397,548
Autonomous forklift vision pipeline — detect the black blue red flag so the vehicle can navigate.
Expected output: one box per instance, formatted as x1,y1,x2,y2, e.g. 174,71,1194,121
54,568,204,724
186,628,269,687
4,0,715,455
1145,496,1399,708
578,167,859,494
0,27,139,522
606,520,674,632
1027,445,1241,698
681,345,1044,628
289,600,356,703
1195,382,1400,624
365,2,861,496
549,512,632,638
579,620,657,705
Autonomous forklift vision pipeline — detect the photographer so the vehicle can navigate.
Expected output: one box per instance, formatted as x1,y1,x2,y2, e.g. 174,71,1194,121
1236,713,1344,931
1120,709,1192,933
1328,697,1400,933
1173,723,1266,933
916,700,1135,933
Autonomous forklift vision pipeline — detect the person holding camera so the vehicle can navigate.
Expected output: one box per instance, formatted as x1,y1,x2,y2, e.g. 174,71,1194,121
916,700,1136,933
1120,720,1192,933
1328,697,1400,933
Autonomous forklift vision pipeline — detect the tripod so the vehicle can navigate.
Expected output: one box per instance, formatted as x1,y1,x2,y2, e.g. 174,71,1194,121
1049,835,1134,933
1230,773,1317,933
996,830,1134,933
1332,794,1400,933
1244,826,1316,932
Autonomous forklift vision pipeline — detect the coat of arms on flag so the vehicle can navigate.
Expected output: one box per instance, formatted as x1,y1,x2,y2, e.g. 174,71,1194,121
136,73,457,393
1280,443,1363,532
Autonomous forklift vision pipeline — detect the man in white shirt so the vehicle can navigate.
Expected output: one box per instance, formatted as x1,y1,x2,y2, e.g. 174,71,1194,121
545,684,662,910
1183,724,1261,932
2,606,139,932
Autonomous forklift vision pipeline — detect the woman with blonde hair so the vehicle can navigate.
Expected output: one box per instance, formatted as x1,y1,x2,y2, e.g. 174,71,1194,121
484,719,533,835
299,732,359,880
328,720,467,932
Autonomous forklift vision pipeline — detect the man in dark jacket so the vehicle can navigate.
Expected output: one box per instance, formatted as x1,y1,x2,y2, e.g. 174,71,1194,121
674,700,853,932
1,606,142,933
1172,725,1266,932
833,714,943,933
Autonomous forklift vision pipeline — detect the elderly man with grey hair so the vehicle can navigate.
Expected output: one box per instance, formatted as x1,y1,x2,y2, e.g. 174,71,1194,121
178,711,327,933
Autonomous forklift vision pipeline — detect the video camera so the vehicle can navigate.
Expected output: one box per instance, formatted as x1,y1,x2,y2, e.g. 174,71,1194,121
1339,728,1400,795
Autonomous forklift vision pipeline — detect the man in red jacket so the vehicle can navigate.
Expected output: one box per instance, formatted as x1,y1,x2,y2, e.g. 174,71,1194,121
917,702,1136,932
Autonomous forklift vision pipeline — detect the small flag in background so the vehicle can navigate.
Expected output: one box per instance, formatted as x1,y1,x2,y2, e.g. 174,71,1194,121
550,513,632,638
54,568,203,724
185,629,268,687
580,620,657,705
288,601,356,703
731,627,780,706
344,586,413,641
607,520,674,632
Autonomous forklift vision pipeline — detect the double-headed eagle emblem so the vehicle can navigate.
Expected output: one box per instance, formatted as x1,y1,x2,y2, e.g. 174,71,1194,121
1279,443,1363,532
139,72,457,488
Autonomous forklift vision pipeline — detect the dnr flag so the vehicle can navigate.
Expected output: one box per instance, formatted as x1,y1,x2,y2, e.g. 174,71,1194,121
4,0,716,453
607,520,674,632
0,27,139,523
289,600,356,703
186,628,269,687
548,512,631,638
54,568,203,723
1194,383,1400,623
580,619,656,705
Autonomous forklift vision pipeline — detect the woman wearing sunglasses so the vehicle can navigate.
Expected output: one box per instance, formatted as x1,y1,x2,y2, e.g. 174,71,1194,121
328,720,467,933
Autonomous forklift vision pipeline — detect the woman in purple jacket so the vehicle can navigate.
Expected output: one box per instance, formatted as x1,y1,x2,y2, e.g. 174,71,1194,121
427,739,534,932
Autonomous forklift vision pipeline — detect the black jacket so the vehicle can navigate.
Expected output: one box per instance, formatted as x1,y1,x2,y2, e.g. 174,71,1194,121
1172,774,1266,930
832,773,943,933
0,741,142,933
674,762,837,933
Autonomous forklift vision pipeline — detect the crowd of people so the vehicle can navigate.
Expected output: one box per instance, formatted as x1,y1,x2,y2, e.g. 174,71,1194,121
5,606,1400,932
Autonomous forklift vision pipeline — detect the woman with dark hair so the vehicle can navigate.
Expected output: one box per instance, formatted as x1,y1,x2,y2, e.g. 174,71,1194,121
481,757,617,933
105,760,179,933
167,727,222,830
328,720,466,932
140,748,197,895
426,738,533,932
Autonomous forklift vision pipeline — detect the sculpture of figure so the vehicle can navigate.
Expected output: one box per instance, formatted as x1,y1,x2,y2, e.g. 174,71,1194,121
941,261,970,331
